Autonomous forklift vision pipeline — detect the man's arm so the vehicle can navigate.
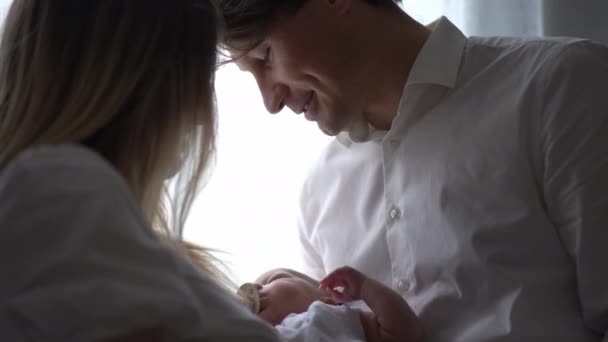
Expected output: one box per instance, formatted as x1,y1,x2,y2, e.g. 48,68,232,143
320,266,424,342
538,40,608,340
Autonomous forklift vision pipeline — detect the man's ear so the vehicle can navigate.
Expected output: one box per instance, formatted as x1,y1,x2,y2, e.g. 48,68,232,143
327,0,352,16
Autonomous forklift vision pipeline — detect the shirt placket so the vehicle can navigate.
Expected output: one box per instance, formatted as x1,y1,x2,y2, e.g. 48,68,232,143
382,88,420,297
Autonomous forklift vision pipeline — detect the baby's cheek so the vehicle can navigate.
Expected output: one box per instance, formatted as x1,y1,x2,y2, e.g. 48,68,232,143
287,293,316,316
259,308,278,325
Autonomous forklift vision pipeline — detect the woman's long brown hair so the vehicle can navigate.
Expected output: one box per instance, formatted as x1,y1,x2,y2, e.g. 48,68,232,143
0,0,230,285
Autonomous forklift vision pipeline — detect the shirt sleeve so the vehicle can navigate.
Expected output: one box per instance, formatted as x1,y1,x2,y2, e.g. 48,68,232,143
538,40,608,340
0,145,281,342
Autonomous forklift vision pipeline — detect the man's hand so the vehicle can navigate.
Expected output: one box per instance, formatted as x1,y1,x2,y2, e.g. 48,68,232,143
321,266,425,342
319,266,367,303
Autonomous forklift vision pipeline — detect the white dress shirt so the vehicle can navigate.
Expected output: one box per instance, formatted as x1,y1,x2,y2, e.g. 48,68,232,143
0,145,280,342
298,18,608,342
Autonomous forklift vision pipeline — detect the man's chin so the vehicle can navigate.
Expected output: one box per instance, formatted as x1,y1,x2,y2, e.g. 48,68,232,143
317,120,345,137
318,125,340,137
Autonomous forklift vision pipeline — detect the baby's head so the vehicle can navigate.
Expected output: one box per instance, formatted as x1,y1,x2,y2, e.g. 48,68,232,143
237,268,333,325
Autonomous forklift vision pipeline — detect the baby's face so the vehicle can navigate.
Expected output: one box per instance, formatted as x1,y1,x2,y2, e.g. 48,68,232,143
254,269,327,325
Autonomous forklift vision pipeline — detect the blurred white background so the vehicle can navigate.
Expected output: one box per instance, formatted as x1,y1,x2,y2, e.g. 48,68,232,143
184,1,452,285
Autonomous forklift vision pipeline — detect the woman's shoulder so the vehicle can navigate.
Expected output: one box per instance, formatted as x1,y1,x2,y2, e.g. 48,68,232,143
7,143,113,175
1,143,128,195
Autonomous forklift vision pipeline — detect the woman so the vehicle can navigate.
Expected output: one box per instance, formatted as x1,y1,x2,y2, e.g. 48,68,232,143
0,0,280,341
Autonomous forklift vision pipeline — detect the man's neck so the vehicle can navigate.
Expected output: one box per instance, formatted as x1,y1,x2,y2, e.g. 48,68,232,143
360,11,431,131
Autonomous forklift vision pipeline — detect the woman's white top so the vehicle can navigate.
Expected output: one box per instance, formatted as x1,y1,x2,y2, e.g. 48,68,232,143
0,144,280,342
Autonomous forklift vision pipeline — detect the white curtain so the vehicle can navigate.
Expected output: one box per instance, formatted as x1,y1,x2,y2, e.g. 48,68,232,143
407,0,608,42
541,0,608,43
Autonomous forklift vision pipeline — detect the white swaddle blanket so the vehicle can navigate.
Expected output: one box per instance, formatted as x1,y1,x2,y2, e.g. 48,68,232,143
276,301,366,342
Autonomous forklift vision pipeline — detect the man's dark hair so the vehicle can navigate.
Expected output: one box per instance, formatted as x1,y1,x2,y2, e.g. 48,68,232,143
216,0,402,54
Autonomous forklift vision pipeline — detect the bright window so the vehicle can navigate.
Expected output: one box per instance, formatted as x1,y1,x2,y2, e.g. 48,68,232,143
184,64,331,284
185,2,449,285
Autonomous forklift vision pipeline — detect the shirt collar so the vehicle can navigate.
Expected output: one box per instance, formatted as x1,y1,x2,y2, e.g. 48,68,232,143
337,17,467,146
405,16,467,89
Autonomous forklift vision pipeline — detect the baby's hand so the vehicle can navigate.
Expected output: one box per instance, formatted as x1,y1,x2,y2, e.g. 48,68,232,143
319,266,366,303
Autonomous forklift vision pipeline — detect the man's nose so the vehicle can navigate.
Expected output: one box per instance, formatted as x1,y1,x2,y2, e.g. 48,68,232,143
260,82,288,114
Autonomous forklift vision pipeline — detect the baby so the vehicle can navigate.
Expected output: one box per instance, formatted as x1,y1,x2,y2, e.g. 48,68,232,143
237,266,424,342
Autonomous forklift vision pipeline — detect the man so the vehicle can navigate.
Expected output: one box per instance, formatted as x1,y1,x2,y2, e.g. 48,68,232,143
218,0,608,341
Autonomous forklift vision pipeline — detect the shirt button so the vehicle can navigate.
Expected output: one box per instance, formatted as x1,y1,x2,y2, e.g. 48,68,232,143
397,279,411,293
388,207,401,220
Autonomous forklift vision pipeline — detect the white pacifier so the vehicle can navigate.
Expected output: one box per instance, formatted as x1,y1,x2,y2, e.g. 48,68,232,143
237,282,261,314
